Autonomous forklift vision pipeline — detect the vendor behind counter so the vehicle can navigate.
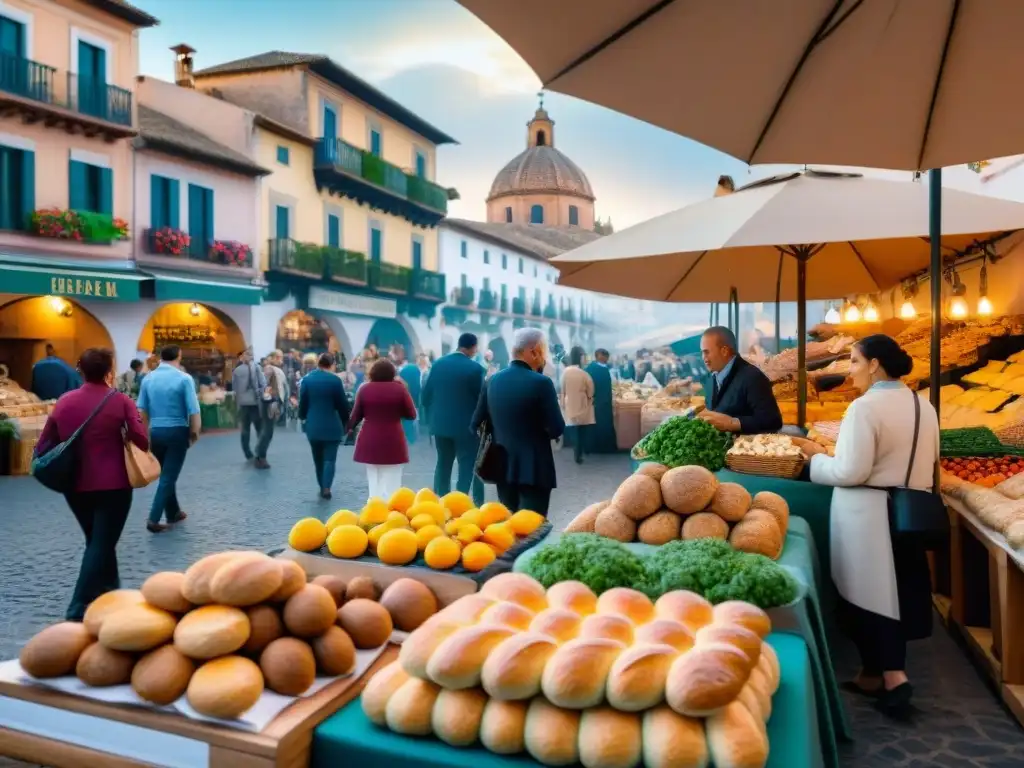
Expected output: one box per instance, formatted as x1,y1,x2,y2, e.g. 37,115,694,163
697,326,783,435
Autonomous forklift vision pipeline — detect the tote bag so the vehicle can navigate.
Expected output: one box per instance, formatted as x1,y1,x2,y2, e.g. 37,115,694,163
32,390,116,493
124,434,161,489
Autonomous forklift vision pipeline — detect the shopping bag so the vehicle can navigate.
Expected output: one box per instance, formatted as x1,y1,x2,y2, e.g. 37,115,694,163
125,439,161,489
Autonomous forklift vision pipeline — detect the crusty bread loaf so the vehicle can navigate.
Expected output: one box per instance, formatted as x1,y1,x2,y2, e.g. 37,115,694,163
20,622,93,678
186,655,264,719
399,619,462,679
578,706,642,768
131,645,194,705
642,706,709,768
82,590,146,636
695,624,763,667
99,604,178,652
712,602,772,639
425,625,517,689
705,700,770,768
174,605,250,659
271,559,308,602
479,698,529,754
362,660,410,726
141,572,193,613
545,580,597,616
480,632,558,700
479,573,548,613
655,591,714,631
664,642,753,717
435,594,496,625
210,555,284,607
478,601,535,631
529,608,583,644
758,642,780,692
540,637,624,709
579,613,635,645
524,697,581,766
634,619,695,652
385,676,441,735
745,666,773,722
182,552,251,605
737,683,768,724
596,588,655,625
431,687,488,746
605,643,678,712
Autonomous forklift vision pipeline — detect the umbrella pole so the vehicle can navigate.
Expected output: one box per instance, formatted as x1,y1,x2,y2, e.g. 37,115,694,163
929,170,942,418
774,252,783,354
797,253,808,429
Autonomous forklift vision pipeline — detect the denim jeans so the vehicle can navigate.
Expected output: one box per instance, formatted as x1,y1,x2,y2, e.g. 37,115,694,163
64,488,132,620
149,426,190,524
433,434,484,506
309,440,340,490
239,405,262,458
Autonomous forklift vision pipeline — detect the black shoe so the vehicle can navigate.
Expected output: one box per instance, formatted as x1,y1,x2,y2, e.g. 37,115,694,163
170,512,188,524
841,680,883,698
874,682,914,718
320,488,332,500
244,453,254,461
255,458,270,469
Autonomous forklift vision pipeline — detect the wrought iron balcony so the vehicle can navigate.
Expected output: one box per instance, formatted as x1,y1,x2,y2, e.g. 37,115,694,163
500,296,509,313
531,300,543,317
478,289,498,311
453,286,475,307
544,301,558,320
512,297,526,316
412,268,445,302
369,260,411,295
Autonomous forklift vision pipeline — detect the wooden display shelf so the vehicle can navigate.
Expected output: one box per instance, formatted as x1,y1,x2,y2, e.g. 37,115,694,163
0,647,395,768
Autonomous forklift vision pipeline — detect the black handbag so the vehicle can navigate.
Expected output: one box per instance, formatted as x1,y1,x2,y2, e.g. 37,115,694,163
32,389,116,494
475,418,507,485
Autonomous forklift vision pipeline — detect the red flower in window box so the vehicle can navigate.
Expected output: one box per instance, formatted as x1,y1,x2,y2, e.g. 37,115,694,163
30,208,82,240
211,240,252,267
152,227,191,256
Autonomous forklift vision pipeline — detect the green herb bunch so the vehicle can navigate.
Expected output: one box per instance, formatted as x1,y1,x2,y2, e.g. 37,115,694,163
638,416,732,470
522,534,650,594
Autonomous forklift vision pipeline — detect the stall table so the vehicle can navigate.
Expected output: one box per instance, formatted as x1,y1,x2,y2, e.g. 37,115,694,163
311,634,824,768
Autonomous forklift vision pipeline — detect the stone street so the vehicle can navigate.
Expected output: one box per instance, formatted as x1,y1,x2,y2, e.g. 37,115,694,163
0,428,1022,767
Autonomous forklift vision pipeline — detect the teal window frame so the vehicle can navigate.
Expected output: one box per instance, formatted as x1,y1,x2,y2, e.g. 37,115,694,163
412,235,423,270
414,149,427,178
460,240,467,258
327,213,340,247
518,257,524,274
0,143,33,231
569,205,579,226
530,204,543,224
68,159,112,215
187,183,215,250
275,204,290,239
483,249,490,265
150,174,179,230
276,145,290,165
501,253,507,270
369,222,383,263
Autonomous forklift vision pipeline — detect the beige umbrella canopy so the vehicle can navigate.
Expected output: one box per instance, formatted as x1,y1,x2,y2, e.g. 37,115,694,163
551,171,1024,302
457,0,1024,170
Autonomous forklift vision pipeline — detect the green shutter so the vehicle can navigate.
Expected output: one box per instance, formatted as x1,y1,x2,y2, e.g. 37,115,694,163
204,188,214,243
167,179,180,229
150,175,165,228
188,184,202,239
327,214,340,247
98,166,113,215
68,160,87,210
19,149,34,229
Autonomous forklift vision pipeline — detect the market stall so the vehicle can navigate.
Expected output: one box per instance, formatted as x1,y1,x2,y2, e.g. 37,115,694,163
0,364,53,475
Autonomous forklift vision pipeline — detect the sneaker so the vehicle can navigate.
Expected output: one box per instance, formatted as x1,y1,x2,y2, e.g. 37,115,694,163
146,522,170,533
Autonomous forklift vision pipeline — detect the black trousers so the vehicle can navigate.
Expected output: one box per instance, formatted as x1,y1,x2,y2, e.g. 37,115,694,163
239,405,262,458
496,483,552,517
64,488,133,621
573,425,590,462
838,595,907,674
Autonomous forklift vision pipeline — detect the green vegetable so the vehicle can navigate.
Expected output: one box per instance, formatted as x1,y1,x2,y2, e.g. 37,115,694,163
941,427,1024,458
637,415,732,470
522,534,650,594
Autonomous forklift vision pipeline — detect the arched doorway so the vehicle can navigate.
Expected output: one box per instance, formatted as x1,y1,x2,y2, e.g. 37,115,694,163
138,302,245,385
488,337,509,368
276,310,343,357
366,318,415,361
0,296,113,390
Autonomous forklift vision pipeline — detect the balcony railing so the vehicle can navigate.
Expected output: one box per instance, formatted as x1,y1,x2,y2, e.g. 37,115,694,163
500,296,509,314
412,269,445,302
268,238,366,284
0,52,132,127
143,229,254,268
560,307,577,323
369,261,410,294
453,286,475,307
544,302,558,320
478,289,498,311
512,297,526,316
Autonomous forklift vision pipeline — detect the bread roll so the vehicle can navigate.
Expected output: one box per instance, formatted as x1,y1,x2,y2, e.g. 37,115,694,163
310,574,347,607
385,676,441,735
362,660,410,725
634,619,695,652
540,637,624,709
655,591,713,631
596,587,655,625
737,682,769,725
705,701,770,768
696,624,762,667
712,602,772,639
209,554,284,606
379,579,438,632
187,655,264,719
479,573,548,613
241,605,283,656
271,560,308,602
399,619,462,679
479,601,535,631
435,594,496,624
182,552,251,605
529,608,582,643
480,698,529,754
312,626,356,676
682,511,730,541
642,706,709,768
76,642,135,686
260,637,316,696
579,613,634,645
665,642,752,717
545,580,597,616
174,605,250,659
758,642,780,692
425,624,516,689
141,572,193,613
606,643,678,712
729,510,783,560
578,707,642,768
82,589,145,636
480,632,558,700
99,604,177,652
745,666,773,721
284,584,338,638
524,697,580,766
431,687,488,746
337,599,393,648
131,645,194,705
20,622,93,678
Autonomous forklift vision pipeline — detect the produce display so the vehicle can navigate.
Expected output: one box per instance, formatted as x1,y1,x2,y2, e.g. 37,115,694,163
758,336,854,383
895,315,1024,388
287,488,547,574
15,552,436,720
565,464,790,560
633,417,732,470
362,573,780,768
940,455,1024,487
940,427,1023,458
728,434,803,458
941,477,1024,550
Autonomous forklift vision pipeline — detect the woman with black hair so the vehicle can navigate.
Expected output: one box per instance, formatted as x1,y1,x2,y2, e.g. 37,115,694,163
559,346,595,464
803,334,938,717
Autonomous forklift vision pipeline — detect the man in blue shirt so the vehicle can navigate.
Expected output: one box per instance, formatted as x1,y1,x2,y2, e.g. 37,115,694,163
31,344,82,401
137,345,201,533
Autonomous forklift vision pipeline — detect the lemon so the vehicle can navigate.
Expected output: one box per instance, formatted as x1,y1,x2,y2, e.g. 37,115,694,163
462,541,496,572
288,518,327,552
326,509,358,532
479,502,511,527
367,523,389,550
425,536,462,569
406,501,446,526
327,524,369,558
410,513,436,531
359,498,390,528
461,508,483,527
456,523,483,545
508,509,545,536
445,518,467,536
377,528,418,565
414,488,440,505
389,487,416,513
482,522,515,553
416,524,445,550
386,511,411,527
441,491,474,517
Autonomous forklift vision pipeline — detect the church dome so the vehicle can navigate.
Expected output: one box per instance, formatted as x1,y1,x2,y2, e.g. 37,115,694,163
487,144,595,201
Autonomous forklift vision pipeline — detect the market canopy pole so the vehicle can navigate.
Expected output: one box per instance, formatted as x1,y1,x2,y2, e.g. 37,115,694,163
930,170,943,413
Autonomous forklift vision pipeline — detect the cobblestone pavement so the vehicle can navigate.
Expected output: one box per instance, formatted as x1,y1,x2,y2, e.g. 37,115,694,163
1,427,1023,767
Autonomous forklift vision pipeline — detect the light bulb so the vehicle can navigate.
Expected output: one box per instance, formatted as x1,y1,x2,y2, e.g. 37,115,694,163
864,304,879,322
844,304,862,323
824,306,840,324
950,297,969,319
899,301,917,319
189,303,201,317
48,296,65,314
978,296,993,316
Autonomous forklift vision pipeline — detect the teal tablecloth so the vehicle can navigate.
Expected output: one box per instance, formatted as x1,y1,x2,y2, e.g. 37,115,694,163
311,632,823,768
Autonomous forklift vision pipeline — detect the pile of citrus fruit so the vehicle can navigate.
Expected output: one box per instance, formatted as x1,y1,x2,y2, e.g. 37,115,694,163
287,488,546,573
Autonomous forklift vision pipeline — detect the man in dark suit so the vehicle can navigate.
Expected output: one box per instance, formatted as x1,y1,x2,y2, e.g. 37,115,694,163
298,353,351,500
697,326,782,434
472,328,565,516
422,333,485,506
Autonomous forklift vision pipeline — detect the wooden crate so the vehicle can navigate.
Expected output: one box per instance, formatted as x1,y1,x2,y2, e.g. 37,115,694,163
9,438,36,476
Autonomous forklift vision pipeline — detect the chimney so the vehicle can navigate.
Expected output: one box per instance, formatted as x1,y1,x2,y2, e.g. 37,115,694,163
171,44,196,89
714,174,735,197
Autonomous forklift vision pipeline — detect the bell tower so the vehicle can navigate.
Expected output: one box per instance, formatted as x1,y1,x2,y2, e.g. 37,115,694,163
527,91,555,149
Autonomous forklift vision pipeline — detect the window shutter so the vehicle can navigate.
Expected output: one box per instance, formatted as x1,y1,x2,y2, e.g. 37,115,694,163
98,166,113,215
150,175,164,228
68,160,87,210
167,178,180,229
188,184,202,238
327,214,340,247
203,188,214,244
19,149,34,229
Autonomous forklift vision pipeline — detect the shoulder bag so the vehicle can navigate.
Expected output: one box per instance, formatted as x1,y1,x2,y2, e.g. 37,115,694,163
32,389,116,494
124,423,161,489
474,379,507,484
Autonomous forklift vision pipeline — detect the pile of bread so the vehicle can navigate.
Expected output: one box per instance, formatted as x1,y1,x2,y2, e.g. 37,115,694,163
362,573,778,768
564,464,790,560
942,474,1024,549
17,551,440,720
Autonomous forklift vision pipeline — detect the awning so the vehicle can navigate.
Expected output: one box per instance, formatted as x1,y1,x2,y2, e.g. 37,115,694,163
0,259,149,301
146,270,265,306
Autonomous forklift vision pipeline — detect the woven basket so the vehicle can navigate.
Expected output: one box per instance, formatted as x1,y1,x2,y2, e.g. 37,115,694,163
725,452,806,479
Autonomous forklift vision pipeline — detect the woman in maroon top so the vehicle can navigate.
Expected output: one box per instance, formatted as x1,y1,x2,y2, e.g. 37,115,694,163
37,348,150,621
348,358,417,501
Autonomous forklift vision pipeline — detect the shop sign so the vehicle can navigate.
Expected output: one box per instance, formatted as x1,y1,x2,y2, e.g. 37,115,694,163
0,262,144,302
49,275,122,299
309,287,396,319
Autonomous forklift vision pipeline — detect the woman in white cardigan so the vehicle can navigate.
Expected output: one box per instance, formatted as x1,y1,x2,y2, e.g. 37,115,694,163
803,334,938,718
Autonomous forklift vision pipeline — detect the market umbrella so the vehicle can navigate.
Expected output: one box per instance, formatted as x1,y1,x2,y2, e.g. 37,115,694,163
551,170,1024,423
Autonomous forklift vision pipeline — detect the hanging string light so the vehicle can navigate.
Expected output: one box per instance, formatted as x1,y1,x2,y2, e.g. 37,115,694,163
863,294,880,322
948,269,969,319
899,280,918,319
977,255,993,316
843,299,862,323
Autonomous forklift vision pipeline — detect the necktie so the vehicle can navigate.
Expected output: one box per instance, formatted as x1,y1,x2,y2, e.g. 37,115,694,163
711,375,719,408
